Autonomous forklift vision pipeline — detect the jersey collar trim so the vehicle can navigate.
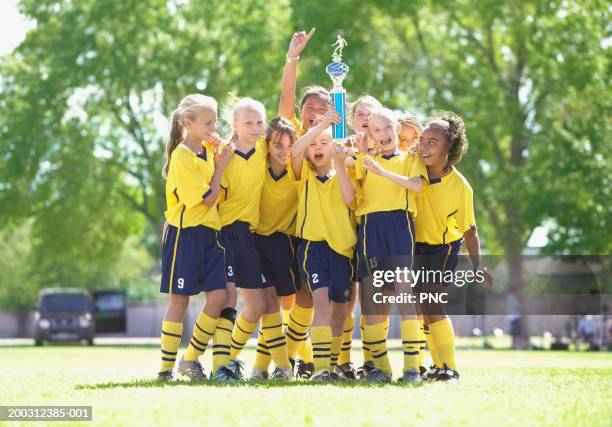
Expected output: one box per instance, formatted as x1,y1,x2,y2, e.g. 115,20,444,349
381,152,400,160
235,147,256,160
268,167,287,181
316,173,332,183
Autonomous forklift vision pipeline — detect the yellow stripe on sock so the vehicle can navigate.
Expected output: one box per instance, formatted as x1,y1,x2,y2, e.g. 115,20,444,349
159,320,183,372
261,312,290,368
338,314,354,366
363,321,392,376
429,317,457,370
230,313,257,360
401,319,420,372
184,312,219,362
311,326,332,373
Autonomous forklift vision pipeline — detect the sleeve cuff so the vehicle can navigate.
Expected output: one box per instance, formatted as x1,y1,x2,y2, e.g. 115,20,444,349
202,188,213,199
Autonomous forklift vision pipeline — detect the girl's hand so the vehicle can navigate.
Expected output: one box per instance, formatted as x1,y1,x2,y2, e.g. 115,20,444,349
204,133,223,149
322,109,341,127
354,132,369,153
287,28,316,58
362,156,385,176
214,144,234,170
332,144,352,163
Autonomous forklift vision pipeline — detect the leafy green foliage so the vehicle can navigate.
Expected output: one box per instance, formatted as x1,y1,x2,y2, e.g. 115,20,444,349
0,0,609,309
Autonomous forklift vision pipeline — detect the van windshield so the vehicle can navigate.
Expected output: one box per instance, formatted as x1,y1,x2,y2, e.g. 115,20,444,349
41,294,90,312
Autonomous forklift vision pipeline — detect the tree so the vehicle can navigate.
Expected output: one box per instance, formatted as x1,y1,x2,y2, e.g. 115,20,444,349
0,0,291,282
387,0,610,334
0,0,608,317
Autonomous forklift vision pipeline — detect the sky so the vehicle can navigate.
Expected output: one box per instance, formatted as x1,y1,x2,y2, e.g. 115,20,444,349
0,1,28,55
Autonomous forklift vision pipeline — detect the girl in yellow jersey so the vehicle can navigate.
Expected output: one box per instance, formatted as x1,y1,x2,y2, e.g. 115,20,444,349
218,98,293,381
278,28,329,136
396,112,427,372
250,117,301,380
277,28,332,379
158,94,233,382
349,95,383,155
347,108,427,383
343,94,384,380
290,110,357,382
414,111,493,382
398,113,423,153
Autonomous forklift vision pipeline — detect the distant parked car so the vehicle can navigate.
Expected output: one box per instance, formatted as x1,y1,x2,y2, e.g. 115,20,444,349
33,289,95,346
92,290,127,333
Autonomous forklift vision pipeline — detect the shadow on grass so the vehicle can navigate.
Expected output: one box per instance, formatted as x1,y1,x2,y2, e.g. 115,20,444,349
76,378,419,390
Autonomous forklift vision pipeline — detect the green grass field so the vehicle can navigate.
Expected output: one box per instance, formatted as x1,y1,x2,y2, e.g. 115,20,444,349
0,341,610,426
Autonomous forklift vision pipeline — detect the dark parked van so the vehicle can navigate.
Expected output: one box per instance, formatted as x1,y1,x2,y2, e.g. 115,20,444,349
33,289,95,345
33,288,127,345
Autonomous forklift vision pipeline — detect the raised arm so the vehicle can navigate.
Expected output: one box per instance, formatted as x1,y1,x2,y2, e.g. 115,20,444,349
333,146,356,206
290,110,339,180
278,28,316,119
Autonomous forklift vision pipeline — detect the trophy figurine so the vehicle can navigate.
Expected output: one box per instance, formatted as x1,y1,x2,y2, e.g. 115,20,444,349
326,35,349,144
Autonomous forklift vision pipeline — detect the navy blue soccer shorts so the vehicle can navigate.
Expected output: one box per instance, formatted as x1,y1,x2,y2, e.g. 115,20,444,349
297,240,353,303
356,210,415,281
219,221,268,289
254,232,301,297
160,225,227,295
413,238,463,288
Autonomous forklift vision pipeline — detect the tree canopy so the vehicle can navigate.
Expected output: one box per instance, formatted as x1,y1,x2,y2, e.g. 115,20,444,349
0,0,609,309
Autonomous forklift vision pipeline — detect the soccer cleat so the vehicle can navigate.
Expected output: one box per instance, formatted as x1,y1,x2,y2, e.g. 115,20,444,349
177,358,207,382
156,370,175,382
227,359,245,380
364,367,392,383
422,365,440,382
436,365,460,383
249,368,269,381
397,369,423,386
419,366,428,377
295,360,314,379
213,366,240,382
335,362,358,380
357,361,376,379
311,370,332,382
271,366,293,381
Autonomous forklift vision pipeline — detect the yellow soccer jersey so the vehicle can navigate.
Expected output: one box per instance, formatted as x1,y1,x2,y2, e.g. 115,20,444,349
290,114,306,137
256,165,300,236
165,143,221,230
218,138,267,229
354,151,427,217
292,161,357,258
414,167,476,244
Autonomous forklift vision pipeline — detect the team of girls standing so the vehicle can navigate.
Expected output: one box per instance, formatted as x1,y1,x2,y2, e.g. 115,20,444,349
156,30,491,383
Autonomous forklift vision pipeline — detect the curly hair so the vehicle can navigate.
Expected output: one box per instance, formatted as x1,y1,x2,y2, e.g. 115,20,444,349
425,111,468,171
